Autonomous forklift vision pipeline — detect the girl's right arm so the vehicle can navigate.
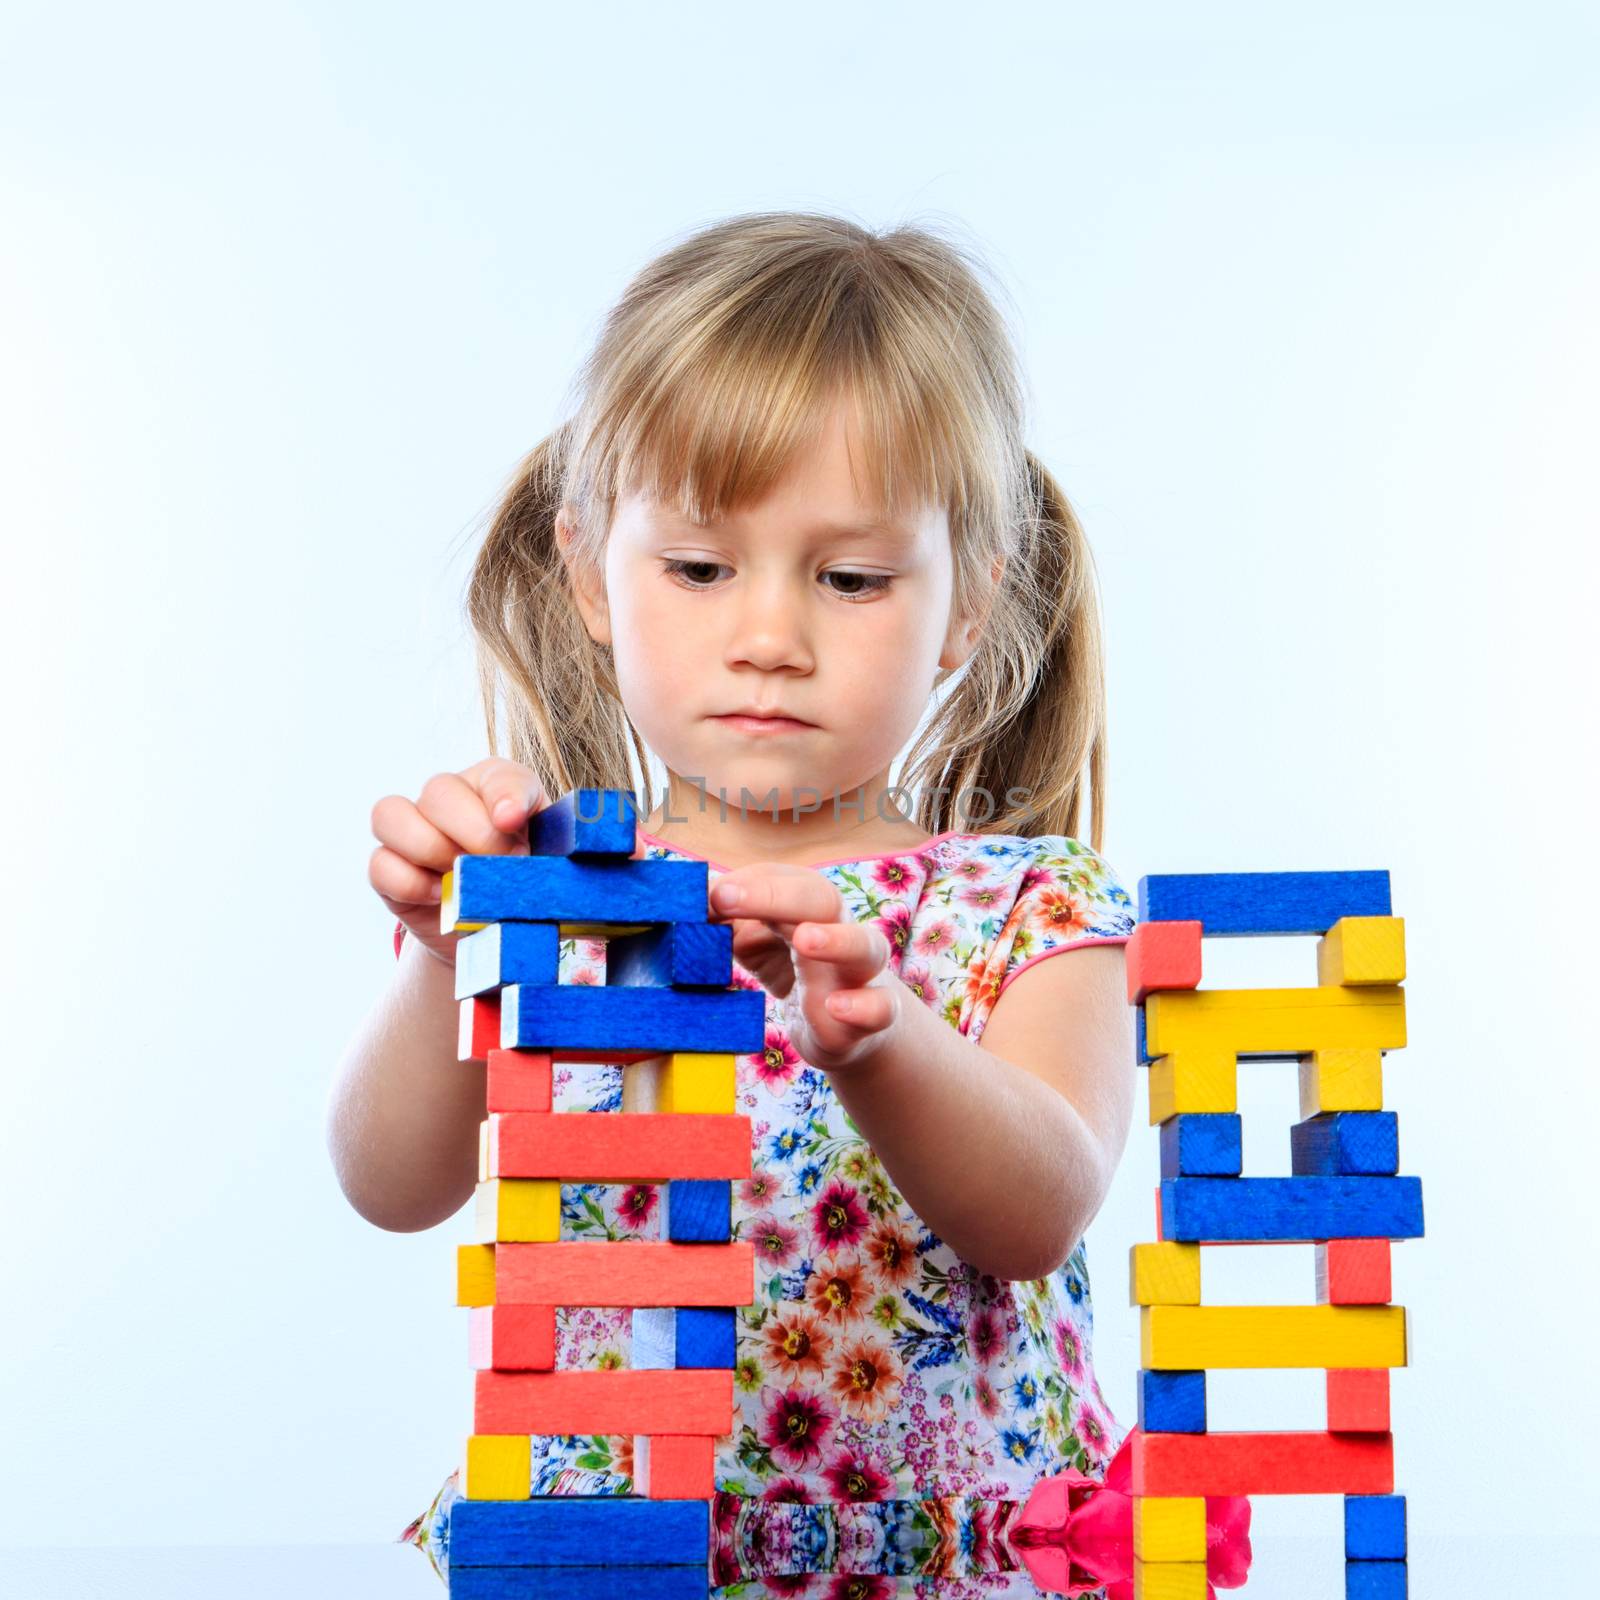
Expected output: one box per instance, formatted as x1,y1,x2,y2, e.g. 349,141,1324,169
325,759,549,1232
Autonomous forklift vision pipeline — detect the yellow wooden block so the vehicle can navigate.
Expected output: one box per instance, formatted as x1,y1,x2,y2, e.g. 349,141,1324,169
439,869,486,935
463,1433,531,1500
1318,916,1406,987
1299,1048,1385,1116
478,1117,491,1183
1141,1304,1407,1369
1148,1050,1237,1123
457,1242,496,1307
1133,1557,1208,1600
662,1052,738,1113
1133,1497,1207,1562
475,1178,561,1242
1130,1243,1202,1306
1146,984,1405,1057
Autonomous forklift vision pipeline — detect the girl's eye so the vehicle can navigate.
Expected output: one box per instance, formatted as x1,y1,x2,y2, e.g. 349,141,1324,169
661,560,892,602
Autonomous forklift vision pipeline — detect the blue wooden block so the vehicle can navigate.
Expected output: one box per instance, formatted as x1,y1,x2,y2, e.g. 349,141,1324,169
665,1179,732,1242
1137,871,1392,936
453,855,708,927
449,1496,709,1568
1345,1496,1407,1561
501,984,765,1054
607,922,735,988
1345,1559,1408,1599
1292,1112,1400,1176
1160,1113,1243,1177
451,1563,709,1600
631,1305,737,1370
1160,1176,1424,1242
1136,1003,1150,1065
529,787,639,858
455,922,562,999
1137,1368,1207,1433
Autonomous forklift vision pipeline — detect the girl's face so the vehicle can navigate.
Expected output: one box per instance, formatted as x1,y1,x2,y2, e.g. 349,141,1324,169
563,398,980,819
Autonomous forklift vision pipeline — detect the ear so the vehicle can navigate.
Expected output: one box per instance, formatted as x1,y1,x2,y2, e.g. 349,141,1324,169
556,507,612,648
939,552,1005,671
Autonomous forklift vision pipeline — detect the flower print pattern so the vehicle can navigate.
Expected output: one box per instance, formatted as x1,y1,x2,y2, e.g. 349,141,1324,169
398,830,1135,1590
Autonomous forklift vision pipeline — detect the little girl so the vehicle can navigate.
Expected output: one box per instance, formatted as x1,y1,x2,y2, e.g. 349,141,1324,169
329,211,1137,1594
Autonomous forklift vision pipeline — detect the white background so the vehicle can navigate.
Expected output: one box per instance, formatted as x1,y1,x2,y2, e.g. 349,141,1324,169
2,0,1596,1575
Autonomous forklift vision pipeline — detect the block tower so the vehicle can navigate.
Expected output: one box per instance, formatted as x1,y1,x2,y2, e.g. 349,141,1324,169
1124,872,1421,1600
444,788,764,1599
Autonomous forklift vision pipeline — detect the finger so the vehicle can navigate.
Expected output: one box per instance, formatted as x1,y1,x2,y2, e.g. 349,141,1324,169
369,843,443,907
727,919,799,997
459,759,548,835
371,794,467,876
824,983,899,1033
709,865,844,926
415,770,527,857
792,921,891,987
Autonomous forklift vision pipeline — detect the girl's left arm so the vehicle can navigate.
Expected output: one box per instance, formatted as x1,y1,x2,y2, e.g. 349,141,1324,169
711,869,1134,1282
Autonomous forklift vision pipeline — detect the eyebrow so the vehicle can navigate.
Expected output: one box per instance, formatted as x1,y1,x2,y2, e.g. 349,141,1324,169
654,513,916,544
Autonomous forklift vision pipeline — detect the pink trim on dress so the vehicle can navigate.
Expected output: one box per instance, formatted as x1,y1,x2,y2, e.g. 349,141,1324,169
995,934,1129,999
633,826,977,873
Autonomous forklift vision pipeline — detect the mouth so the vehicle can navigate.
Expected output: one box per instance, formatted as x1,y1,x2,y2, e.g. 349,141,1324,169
709,712,817,734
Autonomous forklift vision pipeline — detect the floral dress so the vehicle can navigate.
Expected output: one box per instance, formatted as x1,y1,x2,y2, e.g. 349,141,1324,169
397,827,1136,1594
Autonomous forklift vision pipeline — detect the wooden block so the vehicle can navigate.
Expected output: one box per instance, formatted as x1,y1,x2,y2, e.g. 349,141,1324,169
1141,1305,1407,1370
478,1118,490,1182
1132,1496,1207,1561
661,1053,738,1114
455,921,561,998
1317,1240,1393,1305
444,854,708,932
448,1493,709,1568
1301,1049,1385,1116
1346,1559,1408,1599
1146,985,1406,1060
501,983,765,1055
608,922,735,988
1130,1242,1202,1306
486,1049,554,1113
474,1368,734,1436
459,995,502,1061
634,1433,717,1499
489,1112,752,1181
529,787,639,859
1292,1112,1400,1176
632,1306,738,1370
1327,1369,1391,1433
664,1180,732,1242
1159,1113,1242,1177
1138,1370,1207,1433
1126,920,1203,1004
1132,1558,1207,1599
1160,1176,1424,1242
494,1241,755,1307
1138,871,1392,936
458,1243,496,1307
1345,1494,1407,1560
1148,1051,1238,1124
1130,1428,1394,1496
469,1305,557,1371
451,1567,710,1600
462,1434,531,1500
474,1178,562,1243
1319,916,1406,987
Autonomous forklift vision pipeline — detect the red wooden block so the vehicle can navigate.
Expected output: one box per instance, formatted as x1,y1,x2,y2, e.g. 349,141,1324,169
485,1050,553,1113
468,1305,557,1371
1126,920,1204,1004
1316,1239,1392,1304
1326,1368,1391,1433
494,1241,755,1307
475,1369,734,1435
1130,1428,1394,1496
489,1112,753,1181
459,996,502,1062
1154,1186,1166,1242
635,1434,717,1499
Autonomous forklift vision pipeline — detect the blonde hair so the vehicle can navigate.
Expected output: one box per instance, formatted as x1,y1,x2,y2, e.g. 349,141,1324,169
466,211,1107,849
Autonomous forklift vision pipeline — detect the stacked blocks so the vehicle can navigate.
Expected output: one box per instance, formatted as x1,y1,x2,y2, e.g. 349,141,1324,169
1125,872,1420,1599
444,788,763,1596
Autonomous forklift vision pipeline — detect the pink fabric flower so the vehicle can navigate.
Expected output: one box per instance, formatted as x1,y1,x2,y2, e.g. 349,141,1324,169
1010,1432,1253,1597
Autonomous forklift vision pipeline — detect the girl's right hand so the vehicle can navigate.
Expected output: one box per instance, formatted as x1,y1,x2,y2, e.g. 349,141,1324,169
369,758,549,967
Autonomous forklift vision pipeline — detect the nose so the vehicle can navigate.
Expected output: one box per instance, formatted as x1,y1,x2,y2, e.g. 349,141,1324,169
722,571,815,675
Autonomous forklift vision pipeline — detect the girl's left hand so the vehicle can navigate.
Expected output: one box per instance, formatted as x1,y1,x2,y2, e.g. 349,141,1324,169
708,863,902,1073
